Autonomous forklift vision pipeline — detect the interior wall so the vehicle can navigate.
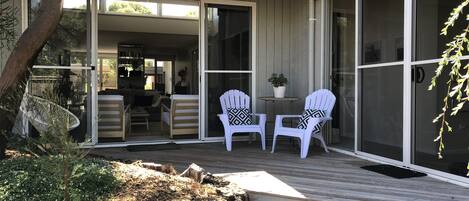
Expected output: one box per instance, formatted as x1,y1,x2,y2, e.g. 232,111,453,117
256,0,310,114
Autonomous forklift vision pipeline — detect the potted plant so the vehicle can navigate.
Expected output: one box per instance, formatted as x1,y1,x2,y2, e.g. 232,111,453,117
268,73,288,98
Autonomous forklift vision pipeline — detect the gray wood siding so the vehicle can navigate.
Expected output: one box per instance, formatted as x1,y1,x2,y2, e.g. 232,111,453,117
256,0,310,115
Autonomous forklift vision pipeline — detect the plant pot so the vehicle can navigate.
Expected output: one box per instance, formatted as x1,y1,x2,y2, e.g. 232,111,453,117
273,86,286,98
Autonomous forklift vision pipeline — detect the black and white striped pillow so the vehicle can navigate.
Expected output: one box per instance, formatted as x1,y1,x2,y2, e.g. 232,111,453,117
227,108,252,125
297,109,326,132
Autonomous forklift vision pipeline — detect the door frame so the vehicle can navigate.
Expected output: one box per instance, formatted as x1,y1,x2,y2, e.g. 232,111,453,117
199,0,257,141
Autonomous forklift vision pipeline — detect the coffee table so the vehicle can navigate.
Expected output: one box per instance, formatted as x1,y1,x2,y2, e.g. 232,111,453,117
131,107,150,130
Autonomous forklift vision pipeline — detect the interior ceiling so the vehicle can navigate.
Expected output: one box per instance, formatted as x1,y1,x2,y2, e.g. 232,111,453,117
98,14,199,35
98,14,199,53
98,31,198,53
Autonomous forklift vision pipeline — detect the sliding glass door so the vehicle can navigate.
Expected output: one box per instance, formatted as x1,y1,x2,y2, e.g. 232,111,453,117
355,0,469,183
358,0,404,161
200,1,255,139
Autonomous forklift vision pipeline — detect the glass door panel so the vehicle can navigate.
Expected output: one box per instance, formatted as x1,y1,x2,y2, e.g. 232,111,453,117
330,0,356,151
206,4,251,71
29,0,94,144
202,3,254,139
361,0,404,65
360,66,403,161
413,64,469,177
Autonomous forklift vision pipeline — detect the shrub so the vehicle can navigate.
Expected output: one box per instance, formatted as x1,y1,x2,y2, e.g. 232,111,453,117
0,157,119,201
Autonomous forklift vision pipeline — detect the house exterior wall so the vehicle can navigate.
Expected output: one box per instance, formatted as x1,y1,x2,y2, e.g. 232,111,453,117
255,0,311,115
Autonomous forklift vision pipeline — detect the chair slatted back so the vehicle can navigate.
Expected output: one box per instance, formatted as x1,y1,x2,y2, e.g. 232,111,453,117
220,90,250,114
304,89,336,117
171,95,199,131
98,95,129,139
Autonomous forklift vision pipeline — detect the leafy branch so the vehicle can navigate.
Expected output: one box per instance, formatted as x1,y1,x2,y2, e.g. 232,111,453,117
429,0,469,176
0,0,18,50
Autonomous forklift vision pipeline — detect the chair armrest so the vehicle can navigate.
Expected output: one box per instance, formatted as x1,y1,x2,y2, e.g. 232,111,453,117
217,114,231,127
251,113,266,125
276,114,302,119
161,104,170,112
275,114,301,128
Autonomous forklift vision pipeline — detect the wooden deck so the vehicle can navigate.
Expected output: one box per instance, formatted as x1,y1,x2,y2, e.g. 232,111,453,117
91,141,469,201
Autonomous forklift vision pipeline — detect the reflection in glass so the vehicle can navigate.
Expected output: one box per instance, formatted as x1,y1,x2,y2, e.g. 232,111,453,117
206,73,251,137
360,66,403,161
207,5,251,70
415,0,467,61
330,0,355,151
413,64,469,177
30,0,89,67
104,0,158,15
29,68,92,143
362,0,403,65
162,4,198,18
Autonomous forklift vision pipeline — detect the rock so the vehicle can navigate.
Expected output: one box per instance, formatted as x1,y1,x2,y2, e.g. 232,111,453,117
217,182,249,201
180,163,206,183
203,173,230,186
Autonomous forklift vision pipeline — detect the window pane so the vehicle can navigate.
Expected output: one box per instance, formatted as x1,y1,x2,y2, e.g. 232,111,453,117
30,0,89,67
205,73,251,137
98,57,117,91
415,0,466,61
104,0,158,16
206,5,251,70
360,66,403,161
144,75,155,90
413,64,469,177
162,4,198,18
144,58,155,75
362,0,404,65
64,0,87,9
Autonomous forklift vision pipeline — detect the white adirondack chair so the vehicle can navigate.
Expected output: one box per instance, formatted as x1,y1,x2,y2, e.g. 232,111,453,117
218,90,266,151
271,89,336,159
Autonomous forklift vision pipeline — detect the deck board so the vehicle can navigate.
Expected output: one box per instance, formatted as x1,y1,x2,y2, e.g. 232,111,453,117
90,142,469,201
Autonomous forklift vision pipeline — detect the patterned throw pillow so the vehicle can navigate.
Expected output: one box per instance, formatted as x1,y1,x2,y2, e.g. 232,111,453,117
227,108,252,125
297,109,326,133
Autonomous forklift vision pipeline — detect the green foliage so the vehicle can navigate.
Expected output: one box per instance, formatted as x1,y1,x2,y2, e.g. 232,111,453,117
430,0,469,175
0,157,119,201
108,2,152,15
268,73,288,87
0,0,18,50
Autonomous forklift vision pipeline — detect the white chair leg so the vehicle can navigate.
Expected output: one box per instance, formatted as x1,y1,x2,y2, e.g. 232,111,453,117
316,133,329,153
300,136,311,159
260,131,266,151
225,133,233,151
271,134,277,153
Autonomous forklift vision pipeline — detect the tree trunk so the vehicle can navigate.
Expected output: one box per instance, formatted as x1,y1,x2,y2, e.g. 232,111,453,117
0,0,64,159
